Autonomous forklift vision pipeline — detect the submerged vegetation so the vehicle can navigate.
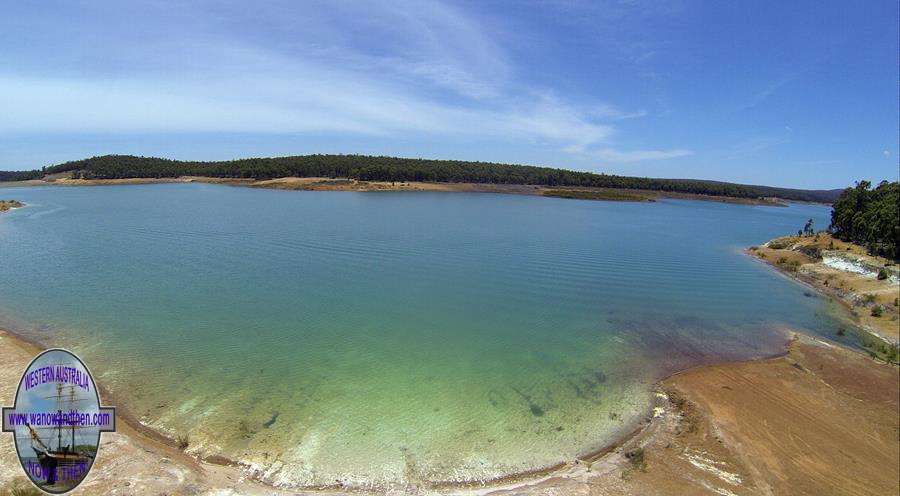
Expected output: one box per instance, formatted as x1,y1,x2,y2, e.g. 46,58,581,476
1,154,843,202
830,180,900,260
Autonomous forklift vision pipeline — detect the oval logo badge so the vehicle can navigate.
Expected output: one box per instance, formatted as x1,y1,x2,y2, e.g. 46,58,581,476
2,349,116,494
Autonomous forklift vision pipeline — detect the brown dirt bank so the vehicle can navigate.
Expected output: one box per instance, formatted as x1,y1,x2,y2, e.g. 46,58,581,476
2,175,788,205
659,336,899,495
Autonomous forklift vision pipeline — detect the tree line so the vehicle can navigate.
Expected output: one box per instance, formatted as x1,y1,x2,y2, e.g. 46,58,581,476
1,154,843,202
830,180,900,260
0,170,42,181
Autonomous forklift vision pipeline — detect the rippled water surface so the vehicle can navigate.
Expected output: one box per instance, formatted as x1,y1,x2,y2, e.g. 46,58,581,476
0,184,847,486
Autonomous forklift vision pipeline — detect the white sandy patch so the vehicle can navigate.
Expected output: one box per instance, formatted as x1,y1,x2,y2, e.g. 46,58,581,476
684,451,742,486
822,256,876,277
822,255,899,284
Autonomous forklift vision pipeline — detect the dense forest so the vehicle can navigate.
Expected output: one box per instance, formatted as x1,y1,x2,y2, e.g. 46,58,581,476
1,154,843,203
830,180,900,260
0,169,42,181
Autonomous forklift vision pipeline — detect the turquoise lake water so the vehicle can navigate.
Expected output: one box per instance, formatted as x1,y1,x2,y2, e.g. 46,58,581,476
0,184,848,487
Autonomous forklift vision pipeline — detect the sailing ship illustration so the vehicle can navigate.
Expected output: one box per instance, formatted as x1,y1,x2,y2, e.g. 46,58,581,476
23,381,95,487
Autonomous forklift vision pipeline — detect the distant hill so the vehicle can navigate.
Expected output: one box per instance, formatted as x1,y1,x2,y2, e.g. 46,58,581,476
1,154,844,203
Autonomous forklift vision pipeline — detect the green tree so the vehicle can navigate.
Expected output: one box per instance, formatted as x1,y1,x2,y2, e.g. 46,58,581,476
803,218,814,236
830,180,900,260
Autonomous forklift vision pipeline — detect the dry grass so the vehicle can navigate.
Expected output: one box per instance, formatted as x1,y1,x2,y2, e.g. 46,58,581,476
0,481,42,496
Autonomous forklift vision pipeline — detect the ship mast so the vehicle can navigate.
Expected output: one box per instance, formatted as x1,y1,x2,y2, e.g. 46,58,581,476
56,382,62,452
69,385,76,452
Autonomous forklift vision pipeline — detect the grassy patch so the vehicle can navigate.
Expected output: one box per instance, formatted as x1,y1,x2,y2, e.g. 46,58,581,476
767,237,795,249
176,432,190,450
543,188,653,202
775,256,802,272
859,332,900,364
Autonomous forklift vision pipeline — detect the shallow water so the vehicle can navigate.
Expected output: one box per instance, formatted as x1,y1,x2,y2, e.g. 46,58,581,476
0,184,849,487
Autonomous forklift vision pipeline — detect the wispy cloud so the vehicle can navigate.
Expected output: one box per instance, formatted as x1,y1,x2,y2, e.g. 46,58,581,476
736,76,796,112
0,0,681,163
586,148,694,163
592,104,648,120
727,135,791,159
0,1,629,156
0,74,616,153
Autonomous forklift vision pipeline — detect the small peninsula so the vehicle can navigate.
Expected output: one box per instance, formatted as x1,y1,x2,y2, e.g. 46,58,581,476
0,200,23,213
748,233,899,360
748,180,899,360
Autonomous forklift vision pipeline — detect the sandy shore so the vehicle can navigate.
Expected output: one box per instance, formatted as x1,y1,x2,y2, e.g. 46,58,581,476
2,324,896,495
1,175,788,206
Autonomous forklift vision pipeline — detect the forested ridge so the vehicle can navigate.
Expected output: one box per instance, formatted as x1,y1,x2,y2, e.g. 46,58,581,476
830,180,900,260
2,154,844,202
0,170,43,181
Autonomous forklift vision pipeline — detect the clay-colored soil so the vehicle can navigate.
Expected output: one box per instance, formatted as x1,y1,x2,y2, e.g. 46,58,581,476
660,337,899,496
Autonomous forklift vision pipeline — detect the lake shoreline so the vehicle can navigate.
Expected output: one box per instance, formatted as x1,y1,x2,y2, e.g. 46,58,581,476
0,175,792,206
0,323,653,493
3,190,890,494
0,323,733,494
3,323,895,495
746,233,899,358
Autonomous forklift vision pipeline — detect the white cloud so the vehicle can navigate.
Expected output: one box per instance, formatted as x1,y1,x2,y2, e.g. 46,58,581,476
0,75,614,152
883,150,891,157
586,148,693,163
592,104,648,120
727,135,790,159
0,0,676,161
737,75,796,112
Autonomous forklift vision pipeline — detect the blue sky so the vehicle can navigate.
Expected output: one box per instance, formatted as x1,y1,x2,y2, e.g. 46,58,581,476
1,1,897,188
